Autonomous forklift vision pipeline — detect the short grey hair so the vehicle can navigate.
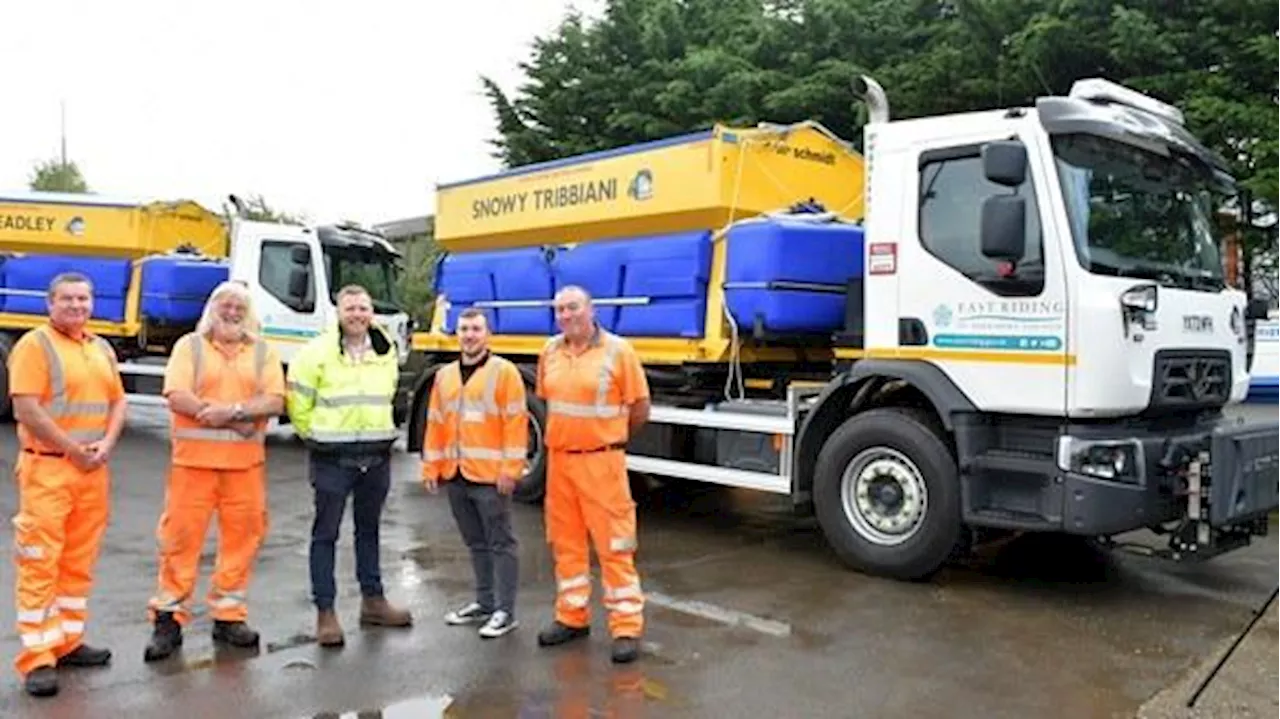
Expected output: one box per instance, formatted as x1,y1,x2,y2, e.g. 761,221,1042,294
554,285,593,304
48,272,93,299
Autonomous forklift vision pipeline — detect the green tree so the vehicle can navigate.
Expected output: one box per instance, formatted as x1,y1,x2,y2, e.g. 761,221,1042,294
29,159,88,193
482,0,1278,292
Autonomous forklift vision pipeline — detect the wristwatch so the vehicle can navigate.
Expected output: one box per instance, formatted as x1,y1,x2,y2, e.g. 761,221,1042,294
232,403,247,422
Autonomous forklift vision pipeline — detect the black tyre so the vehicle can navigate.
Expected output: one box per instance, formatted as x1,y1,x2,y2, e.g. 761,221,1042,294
512,393,548,505
812,407,960,581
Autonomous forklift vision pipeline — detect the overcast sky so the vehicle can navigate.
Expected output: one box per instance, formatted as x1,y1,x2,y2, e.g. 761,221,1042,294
0,0,603,226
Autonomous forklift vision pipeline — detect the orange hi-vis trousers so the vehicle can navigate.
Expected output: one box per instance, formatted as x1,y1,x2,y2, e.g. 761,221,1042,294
546,449,644,638
12,453,110,678
147,464,268,624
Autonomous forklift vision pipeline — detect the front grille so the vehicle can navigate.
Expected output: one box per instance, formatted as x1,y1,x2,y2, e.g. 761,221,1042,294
1150,350,1231,411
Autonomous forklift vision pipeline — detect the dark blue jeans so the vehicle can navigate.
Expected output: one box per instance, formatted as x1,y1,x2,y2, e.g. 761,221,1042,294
309,451,391,610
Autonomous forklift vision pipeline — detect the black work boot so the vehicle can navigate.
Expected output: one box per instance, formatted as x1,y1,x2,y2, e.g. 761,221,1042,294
57,644,112,668
144,612,183,662
611,637,640,664
536,621,590,647
212,620,260,649
24,666,58,697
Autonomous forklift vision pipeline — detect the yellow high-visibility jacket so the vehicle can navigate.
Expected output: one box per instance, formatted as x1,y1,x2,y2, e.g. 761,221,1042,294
286,323,399,453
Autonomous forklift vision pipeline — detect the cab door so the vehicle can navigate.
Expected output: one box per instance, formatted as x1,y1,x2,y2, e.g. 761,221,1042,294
893,127,1071,416
229,222,331,363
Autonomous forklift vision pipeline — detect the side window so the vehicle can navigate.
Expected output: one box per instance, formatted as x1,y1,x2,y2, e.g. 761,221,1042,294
259,241,316,312
918,146,1044,296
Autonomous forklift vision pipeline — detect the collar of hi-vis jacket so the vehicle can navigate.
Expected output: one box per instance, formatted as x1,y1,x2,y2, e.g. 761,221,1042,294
333,322,393,356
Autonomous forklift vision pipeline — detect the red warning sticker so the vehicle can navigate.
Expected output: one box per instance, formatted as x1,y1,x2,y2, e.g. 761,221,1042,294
868,243,897,275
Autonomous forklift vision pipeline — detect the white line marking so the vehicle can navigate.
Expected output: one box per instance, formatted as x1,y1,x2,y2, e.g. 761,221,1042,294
645,591,792,638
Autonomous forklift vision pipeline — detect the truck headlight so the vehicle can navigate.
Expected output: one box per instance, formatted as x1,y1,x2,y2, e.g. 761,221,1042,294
1057,437,1144,484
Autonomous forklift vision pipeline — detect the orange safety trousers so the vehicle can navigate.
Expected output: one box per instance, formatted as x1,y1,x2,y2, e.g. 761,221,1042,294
12,454,110,678
147,464,267,624
546,449,644,638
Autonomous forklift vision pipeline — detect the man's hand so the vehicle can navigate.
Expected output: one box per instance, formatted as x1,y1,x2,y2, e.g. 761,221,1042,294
68,443,103,472
197,403,238,427
83,439,114,466
229,421,258,438
496,475,518,496
422,476,438,494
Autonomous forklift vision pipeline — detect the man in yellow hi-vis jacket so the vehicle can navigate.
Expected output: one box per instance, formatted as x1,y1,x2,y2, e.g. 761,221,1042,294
287,284,411,648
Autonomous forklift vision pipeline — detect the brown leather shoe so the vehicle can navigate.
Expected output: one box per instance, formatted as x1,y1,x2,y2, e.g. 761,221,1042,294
316,609,344,648
359,596,412,627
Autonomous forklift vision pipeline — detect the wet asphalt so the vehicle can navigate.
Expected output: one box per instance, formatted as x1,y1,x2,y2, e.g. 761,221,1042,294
0,404,1275,719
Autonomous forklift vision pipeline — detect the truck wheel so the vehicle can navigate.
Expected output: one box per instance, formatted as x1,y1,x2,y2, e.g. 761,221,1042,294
512,394,548,505
812,407,960,581
0,334,12,421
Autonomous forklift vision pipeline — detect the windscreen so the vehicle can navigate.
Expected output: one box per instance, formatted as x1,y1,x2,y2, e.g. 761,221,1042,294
1053,133,1227,291
323,246,404,314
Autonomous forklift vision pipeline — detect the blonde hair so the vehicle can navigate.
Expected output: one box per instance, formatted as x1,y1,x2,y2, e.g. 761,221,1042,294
196,280,261,338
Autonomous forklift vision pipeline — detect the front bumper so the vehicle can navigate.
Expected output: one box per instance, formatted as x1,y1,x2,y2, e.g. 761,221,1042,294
1055,416,1279,540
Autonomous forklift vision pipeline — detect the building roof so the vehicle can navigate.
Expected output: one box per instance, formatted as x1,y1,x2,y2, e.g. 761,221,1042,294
373,214,433,241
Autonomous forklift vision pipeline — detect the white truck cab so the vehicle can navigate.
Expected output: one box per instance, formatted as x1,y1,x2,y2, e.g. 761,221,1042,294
226,219,413,366
787,77,1277,577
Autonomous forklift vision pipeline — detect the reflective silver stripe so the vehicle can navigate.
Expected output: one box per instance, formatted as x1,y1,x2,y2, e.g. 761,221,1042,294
67,429,106,442
609,536,638,552
543,332,627,421
315,393,393,408
557,574,590,592
173,427,266,442
211,591,246,609
21,628,63,649
17,609,48,624
61,620,86,634
457,447,509,461
608,601,644,615
56,596,87,610
422,448,456,461
308,428,400,443
150,594,184,612
596,335,621,407
481,360,500,415
289,381,318,400
605,583,642,600
426,409,444,423
546,400,624,419
502,401,525,417
565,595,590,609
502,446,526,460
33,329,114,420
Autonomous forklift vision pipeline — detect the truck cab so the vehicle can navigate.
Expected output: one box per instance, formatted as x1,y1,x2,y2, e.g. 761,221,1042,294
225,218,416,421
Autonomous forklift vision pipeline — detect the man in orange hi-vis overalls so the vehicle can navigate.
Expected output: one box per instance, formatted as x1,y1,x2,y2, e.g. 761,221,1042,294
9,272,127,698
422,307,528,639
535,285,650,664
142,281,285,663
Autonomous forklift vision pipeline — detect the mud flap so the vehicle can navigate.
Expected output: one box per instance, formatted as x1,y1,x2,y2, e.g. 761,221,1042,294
1208,423,1280,527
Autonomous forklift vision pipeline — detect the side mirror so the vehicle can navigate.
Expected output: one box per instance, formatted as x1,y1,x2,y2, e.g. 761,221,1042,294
982,141,1027,187
981,195,1027,262
1247,298,1270,320
290,245,311,265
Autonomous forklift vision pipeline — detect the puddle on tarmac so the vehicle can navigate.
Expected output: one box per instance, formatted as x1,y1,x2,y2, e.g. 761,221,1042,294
307,694,454,719
268,633,317,653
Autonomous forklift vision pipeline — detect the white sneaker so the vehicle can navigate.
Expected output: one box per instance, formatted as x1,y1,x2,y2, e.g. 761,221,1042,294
478,610,518,639
445,602,490,626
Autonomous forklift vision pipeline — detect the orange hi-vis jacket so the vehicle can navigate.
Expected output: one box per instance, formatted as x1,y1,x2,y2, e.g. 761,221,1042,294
422,355,528,483
537,328,647,452
11,324,121,453
163,332,284,469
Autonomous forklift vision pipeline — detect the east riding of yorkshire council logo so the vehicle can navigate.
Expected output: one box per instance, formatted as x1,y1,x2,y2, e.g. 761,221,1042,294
933,304,953,328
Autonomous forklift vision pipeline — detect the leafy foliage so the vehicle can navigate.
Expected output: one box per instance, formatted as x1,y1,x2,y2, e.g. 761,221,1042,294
29,159,88,193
